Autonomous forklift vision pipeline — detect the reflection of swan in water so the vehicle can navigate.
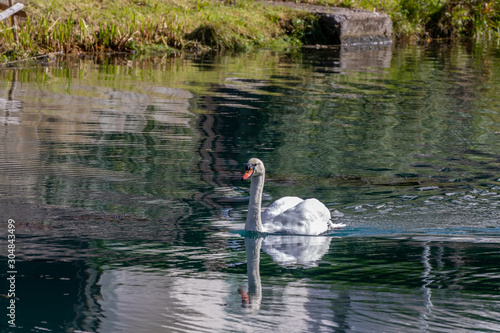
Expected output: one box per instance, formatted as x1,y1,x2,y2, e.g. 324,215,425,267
262,235,332,268
241,158,345,235
239,237,263,310
239,235,332,310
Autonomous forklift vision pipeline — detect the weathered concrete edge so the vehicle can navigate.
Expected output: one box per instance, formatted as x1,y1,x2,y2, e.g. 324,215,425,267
319,10,393,45
265,1,393,45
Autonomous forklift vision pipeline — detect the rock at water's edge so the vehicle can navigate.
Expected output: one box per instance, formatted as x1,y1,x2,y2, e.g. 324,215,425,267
268,2,393,45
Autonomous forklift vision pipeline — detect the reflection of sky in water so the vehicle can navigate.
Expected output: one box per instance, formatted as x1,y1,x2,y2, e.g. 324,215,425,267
0,45,500,332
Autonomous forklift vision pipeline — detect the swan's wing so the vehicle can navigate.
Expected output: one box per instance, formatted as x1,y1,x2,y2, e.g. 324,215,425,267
268,198,332,235
261,196,303,223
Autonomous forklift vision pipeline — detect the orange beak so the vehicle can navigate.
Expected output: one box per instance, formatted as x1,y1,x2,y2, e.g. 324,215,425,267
241,169,253,180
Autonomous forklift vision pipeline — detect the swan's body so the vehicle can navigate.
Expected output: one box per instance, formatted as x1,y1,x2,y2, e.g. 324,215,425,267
241,158,335,235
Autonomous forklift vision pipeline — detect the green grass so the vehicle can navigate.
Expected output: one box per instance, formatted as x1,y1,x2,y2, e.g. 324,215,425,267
0,0,311,59
300,0,500,40
0,0,499,61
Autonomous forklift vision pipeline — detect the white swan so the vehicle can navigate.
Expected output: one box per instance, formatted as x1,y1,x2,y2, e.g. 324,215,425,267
241,158,341,235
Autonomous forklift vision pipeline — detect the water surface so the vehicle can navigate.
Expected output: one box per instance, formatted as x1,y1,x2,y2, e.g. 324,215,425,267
1,43,500,332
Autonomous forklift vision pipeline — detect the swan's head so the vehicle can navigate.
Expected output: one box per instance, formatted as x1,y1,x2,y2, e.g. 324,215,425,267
241,158,265,180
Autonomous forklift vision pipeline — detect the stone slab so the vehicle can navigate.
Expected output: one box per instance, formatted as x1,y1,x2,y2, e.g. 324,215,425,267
268,2,393,45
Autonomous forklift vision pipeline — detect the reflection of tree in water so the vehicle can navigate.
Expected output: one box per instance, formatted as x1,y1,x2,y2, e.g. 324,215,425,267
192,46,500,218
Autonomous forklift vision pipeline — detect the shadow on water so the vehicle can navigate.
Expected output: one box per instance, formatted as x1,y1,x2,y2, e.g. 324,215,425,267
0,43,500,332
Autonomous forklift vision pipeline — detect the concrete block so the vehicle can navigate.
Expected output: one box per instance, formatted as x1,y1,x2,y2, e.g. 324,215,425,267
319,8,393,45
269,2,393,45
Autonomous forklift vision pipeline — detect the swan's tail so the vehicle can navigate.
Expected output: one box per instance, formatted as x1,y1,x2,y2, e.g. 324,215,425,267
327,220,346,230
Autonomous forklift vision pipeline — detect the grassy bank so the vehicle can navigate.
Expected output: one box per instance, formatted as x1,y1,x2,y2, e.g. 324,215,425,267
0,0,499,61
0,0,315,60
331,0,500,40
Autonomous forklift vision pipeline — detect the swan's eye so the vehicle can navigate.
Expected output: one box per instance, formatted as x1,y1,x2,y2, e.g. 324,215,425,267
245,163,256,171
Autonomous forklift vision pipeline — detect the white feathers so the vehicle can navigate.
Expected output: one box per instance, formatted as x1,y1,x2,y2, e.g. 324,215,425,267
261,197,332,235
243,158,344,235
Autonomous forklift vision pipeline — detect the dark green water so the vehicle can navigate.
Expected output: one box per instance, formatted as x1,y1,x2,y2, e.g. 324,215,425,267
1,43,500,332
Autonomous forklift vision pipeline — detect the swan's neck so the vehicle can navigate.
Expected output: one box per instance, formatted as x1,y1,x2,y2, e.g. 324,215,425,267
246,173,265,232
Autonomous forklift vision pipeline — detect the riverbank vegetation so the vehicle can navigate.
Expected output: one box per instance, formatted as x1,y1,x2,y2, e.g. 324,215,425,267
0,0,313,60
337,0,500,40
0,0,499,61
